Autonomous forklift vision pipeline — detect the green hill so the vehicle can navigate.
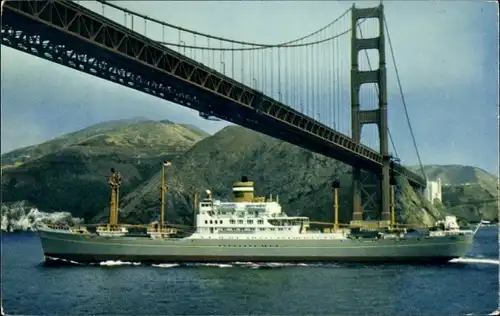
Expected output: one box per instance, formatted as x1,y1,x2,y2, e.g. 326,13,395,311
1,118,208,221
2,119,496,227
1,117,150,167
409,165,498,222
116,126,440,227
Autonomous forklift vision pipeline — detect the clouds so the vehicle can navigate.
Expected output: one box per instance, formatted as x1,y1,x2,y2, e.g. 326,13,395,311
1,0,497,174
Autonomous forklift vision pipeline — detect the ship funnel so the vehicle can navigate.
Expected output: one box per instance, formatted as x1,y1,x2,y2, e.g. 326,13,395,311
232,176,254,202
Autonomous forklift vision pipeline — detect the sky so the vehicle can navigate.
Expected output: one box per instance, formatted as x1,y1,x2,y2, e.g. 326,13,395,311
1,0,498,175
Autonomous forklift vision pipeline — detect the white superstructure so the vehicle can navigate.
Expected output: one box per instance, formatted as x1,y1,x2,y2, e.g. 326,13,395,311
189,177,347,240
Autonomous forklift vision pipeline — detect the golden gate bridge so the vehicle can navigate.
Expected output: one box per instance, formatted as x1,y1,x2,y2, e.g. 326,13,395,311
1,0,428,227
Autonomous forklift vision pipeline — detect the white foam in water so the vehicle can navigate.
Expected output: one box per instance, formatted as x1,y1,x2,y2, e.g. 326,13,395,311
489,310,500,316
46,256,81,265
201,263,233,268
99,260,141,266
233,261,255,265
152,263,179,268
236,262,314,269
449,257,500,265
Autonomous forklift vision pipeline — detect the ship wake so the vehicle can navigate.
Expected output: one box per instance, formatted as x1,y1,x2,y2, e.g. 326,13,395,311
43,257,328,269
99,260,141,267
449,257,499,265
152,262,329,269
43,257,499,268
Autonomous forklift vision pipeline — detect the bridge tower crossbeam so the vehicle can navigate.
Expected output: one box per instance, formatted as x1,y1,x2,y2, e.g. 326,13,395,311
350,4,391,226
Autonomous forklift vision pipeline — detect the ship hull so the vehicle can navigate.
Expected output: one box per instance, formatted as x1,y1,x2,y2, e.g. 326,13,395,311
38,229,474,264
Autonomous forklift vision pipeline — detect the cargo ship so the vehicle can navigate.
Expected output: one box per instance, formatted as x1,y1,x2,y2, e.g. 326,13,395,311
38,163,478,264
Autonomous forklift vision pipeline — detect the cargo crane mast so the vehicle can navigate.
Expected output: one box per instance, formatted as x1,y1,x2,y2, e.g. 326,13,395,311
108,168,122,227
96,168,128,237
146,161,177,239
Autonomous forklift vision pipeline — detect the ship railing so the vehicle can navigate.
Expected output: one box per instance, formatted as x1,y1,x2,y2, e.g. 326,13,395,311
69,226,90,234
46,224,70,230
96,225,128,232
147,227,177,234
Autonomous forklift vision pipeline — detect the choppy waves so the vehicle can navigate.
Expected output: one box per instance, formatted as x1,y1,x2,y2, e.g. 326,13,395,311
1,202,82,232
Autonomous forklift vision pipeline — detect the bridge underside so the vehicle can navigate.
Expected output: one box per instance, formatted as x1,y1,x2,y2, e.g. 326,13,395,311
1,1,425,201
1,8,388,172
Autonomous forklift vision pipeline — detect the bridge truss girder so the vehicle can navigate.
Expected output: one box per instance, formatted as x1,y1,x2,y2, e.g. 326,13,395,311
1,0,426,191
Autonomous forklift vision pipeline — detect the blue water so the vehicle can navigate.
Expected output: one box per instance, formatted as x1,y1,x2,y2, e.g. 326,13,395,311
2,227,498,316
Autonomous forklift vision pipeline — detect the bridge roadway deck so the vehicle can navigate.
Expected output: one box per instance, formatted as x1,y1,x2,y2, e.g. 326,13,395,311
1,0,425,188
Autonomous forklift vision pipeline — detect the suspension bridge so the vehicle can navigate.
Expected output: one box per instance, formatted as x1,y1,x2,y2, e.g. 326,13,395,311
1,0,428,227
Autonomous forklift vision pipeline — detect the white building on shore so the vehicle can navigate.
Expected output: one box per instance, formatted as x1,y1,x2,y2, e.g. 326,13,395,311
424,178,442,204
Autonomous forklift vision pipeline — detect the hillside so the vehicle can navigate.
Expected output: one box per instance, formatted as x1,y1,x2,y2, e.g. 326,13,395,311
411,164,498,193
117,126,440,227
1,119,208,221
409,165,498,222
1,117,146,167
1,117,209,168
2,119,496,227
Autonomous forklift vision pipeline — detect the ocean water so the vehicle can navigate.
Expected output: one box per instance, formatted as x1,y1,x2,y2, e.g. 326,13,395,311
2,227,498,316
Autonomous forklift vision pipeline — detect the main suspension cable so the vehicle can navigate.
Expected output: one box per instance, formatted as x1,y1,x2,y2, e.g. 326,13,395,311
384,15,425,180
97,0,352,47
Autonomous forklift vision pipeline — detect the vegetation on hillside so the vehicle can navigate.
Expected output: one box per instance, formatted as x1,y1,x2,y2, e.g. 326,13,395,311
2,119,496,227
409,165,498,222
1,118,208,221
117,126,444,227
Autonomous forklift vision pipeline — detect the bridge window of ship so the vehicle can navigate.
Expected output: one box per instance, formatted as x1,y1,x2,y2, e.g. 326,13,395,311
238,220,243,224
257,220,264,224
205,220,208,224
210,220,213,224
248,220,254,224
230,220,235,224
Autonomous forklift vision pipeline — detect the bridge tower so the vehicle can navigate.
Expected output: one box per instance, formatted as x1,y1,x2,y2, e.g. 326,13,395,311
350,4,391,225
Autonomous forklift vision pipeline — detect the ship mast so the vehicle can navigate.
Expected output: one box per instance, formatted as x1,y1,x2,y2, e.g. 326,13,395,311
160,161,172,228
390,157,398,229
193,189,198,227
108,168,122,227
332,180,340,231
